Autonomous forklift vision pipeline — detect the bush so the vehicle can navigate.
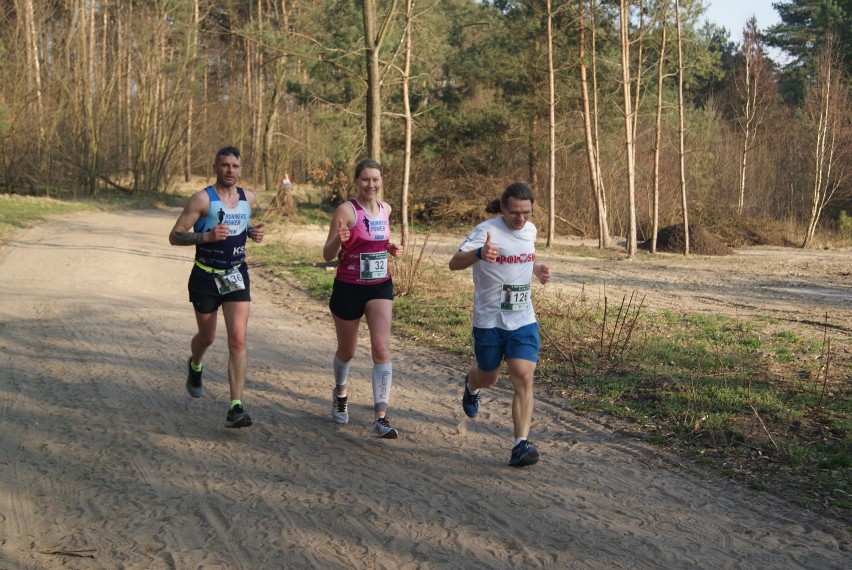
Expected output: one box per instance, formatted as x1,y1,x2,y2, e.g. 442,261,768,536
837,211,852,237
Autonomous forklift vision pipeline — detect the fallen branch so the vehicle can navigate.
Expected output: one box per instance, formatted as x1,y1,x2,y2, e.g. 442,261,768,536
42,548,96,558
749,403,779,452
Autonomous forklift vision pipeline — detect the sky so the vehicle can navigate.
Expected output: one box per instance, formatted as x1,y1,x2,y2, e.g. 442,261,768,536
701,0,782,37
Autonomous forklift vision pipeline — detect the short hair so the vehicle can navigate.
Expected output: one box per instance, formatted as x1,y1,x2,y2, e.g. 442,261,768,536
215,146,241,164
354,158,383,180
486,182,535,213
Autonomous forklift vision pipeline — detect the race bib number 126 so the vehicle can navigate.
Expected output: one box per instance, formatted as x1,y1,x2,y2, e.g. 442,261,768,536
500,283,530,311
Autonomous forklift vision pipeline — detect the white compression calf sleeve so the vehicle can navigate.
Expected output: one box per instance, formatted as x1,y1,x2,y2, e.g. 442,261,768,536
372,362,392,414
333,355,351,392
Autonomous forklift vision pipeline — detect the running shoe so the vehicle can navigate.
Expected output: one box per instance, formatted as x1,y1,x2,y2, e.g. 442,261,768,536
508,440,539,467
371,417,399,439
461,374,480,418
186,357,203,398
225,404,252,428
332,390,349,424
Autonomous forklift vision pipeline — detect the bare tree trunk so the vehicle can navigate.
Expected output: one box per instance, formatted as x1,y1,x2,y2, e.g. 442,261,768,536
362,0,398,183
528,112,539,191
591,0,611,247
400,0,415,248
579,0,611,248
267,3,297,215
19,0,45,146
675,0,689,255
80,0,99,196
184,0,200,183
120,8,131,169
651,5,667,255
632,2,645,145
545,0,556,248
252,2,265,182
620,0,638,258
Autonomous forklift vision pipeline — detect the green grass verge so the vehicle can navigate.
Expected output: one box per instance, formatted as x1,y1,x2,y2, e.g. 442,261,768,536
0,191,186,242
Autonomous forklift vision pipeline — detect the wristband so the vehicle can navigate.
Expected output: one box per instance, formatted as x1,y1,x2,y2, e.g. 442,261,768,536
475,247,482,260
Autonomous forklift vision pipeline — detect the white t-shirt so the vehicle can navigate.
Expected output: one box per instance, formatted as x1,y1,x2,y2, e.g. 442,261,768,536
457,216,538,330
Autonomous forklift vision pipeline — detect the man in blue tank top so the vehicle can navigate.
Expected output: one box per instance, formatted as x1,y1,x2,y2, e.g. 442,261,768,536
169,146,265,428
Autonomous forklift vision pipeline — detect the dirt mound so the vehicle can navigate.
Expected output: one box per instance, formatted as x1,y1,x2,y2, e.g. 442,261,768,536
640,224,732,255
714,222,796,248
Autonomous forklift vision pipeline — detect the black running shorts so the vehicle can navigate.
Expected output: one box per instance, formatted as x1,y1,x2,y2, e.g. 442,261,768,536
188,262,251,314
329,278,394,321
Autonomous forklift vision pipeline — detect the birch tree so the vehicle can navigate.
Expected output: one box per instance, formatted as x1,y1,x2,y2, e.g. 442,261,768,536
674,0,689,255
545,0,557,247
650,0,670,253
578,0,612,248
734,17,775,214
802,36,850,247
399,0,414,248
18,0,44,147
619,0,638,258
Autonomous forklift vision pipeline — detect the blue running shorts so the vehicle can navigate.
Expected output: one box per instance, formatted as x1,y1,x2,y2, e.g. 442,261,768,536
472,322,540,372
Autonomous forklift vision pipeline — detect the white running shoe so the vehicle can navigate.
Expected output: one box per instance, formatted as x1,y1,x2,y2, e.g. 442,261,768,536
371,417,399,439
332,390,349,424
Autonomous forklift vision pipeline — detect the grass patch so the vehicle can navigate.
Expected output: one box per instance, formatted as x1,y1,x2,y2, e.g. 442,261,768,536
0,194,93,240
0,191,187,241
250,241,336,299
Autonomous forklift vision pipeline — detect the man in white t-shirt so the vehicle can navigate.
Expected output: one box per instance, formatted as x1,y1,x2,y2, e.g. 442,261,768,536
449,182,551,467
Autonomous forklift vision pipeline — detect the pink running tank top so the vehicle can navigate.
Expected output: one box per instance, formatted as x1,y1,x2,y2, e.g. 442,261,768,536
335,199,391,285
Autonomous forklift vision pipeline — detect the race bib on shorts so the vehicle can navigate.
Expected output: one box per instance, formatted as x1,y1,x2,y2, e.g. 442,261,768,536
213,266,246,295
360,251,388,280
500,283,531,311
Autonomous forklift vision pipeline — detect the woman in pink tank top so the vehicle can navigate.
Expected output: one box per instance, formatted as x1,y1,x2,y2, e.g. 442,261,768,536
322,159,404,439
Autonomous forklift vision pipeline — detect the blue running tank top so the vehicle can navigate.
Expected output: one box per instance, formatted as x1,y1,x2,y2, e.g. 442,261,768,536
193,186,251,270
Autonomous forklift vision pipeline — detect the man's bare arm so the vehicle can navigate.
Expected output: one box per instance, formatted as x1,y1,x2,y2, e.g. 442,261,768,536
170,230,207,245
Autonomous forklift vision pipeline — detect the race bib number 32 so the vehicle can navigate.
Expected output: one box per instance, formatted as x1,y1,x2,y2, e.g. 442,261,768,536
360,251,388,280
500,283,531,311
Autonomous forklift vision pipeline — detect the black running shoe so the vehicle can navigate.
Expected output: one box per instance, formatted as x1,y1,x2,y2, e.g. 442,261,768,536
461,375,480,418
508,440,539,467
186,357,203,398
225,404,252,428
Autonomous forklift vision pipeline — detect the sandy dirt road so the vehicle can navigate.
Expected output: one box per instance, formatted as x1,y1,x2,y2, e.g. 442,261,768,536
0,209,848,569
